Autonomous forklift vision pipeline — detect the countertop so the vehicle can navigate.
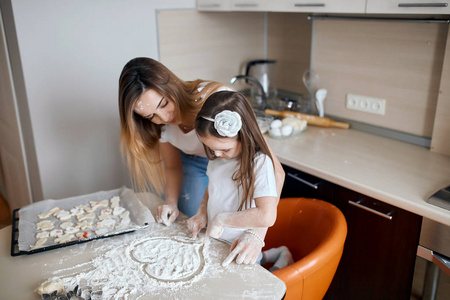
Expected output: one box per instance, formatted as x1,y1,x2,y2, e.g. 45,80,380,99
265,126,450,226
0,193,285,299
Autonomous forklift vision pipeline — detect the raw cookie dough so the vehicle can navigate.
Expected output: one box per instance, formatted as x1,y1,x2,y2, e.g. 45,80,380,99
96,218,116,228
54,234,75,244
65,226,80,234
36,231,50,239
110,196,120,208
75,204,93,213
37,280,64,296
75,231,91,239
98,208,113,221
50,229,64,238
77,212,95,221
60,221,74,229
30,238,47,249
70,207,85,216
37,220,54,231
113,207,126,216
38,207,60,219
76,221,93,230
55,209,71,221
89,199,108,211
94,227,110,236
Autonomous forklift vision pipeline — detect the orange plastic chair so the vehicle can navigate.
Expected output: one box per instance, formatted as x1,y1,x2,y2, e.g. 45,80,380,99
264,197,347,300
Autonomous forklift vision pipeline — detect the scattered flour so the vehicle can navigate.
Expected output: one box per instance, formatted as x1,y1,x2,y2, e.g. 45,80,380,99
43,228,217,299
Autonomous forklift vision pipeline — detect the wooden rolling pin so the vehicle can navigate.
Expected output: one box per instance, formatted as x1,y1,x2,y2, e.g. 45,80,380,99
265,109,350,129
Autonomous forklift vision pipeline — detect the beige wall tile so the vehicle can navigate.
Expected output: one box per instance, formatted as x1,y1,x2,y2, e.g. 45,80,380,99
267,12,312,95
431,25,450,155
312,19,447,137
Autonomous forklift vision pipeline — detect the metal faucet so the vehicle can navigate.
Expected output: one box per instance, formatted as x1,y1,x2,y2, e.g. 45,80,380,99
230,75,268,110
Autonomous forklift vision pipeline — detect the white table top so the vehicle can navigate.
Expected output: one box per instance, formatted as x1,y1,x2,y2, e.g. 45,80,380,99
266,126,450,226
0,193,286,299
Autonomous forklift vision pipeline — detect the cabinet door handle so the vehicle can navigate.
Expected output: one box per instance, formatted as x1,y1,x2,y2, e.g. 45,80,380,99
234,3,259,7
287,173,319,189
398,3,448,7
348,200,393,220
198,4,221,8
295,3,326,7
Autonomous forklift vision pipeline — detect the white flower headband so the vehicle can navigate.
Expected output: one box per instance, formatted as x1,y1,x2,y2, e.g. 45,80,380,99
202,110,242,137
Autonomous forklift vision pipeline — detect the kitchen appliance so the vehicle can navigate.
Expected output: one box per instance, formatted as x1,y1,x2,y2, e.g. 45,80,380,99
417,185,450,299
230,75,267,110
245,59,277,103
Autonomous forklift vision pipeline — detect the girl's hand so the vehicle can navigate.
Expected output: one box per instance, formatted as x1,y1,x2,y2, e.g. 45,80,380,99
156,204,179,227
187,213,207,239
205,214,225,239
222,231,264,267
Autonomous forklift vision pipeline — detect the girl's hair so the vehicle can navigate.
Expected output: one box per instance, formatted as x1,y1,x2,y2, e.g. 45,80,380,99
195,91,274,211
118,57,227,195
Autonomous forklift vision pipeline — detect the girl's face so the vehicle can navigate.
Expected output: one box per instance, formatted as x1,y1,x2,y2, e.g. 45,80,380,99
133,89,178,125
199,134,241,159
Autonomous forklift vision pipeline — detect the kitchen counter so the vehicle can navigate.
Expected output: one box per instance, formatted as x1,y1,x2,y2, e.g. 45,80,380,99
265,126,450,226
0,193,286,299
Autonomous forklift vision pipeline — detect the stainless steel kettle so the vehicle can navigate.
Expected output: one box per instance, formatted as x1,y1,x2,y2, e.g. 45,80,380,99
245,59,277,102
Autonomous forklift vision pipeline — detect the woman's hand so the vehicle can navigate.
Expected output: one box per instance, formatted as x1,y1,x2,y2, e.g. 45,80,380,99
222,231,265,267
156,204,179,227
187,212,208,239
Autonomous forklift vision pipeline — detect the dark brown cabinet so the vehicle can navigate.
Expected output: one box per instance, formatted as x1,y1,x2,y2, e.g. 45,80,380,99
280,164,423,300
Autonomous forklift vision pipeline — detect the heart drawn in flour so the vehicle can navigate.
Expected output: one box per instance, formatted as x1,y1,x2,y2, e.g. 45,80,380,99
130,237,205,282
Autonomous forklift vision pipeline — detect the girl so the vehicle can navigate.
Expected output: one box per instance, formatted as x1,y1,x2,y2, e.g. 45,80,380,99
118,57,285,228
187,91,293,268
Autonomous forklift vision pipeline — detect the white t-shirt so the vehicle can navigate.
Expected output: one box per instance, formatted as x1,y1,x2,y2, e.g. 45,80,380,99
159,83,232,157
207,153,277,244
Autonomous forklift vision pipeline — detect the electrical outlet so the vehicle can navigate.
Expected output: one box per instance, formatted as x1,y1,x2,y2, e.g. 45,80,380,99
346,94,386,115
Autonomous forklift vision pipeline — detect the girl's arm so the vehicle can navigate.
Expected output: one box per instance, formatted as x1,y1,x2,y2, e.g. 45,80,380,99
156,142,183,226
206,196,277,238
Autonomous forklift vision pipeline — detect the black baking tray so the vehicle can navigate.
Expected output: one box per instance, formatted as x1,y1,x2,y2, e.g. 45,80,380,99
10,208,148,257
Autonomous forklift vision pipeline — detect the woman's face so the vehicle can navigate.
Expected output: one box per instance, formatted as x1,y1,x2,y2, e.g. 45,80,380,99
199,134,241,159
133,89,178,125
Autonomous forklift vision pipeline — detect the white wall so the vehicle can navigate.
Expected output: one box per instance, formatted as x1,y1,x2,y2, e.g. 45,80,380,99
8,0,195,200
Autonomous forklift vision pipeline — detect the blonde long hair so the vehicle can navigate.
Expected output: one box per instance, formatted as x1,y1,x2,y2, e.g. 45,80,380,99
118,57,227,195
195,91,274,211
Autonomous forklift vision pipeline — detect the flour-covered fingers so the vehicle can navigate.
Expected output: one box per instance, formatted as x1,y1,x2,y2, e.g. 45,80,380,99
222,243,243,267
158,204,179,227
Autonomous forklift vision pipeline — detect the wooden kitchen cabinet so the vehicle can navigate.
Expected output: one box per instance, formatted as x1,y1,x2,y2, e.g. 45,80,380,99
280,164,423,300
272,0,366,13
280,164,334,201
366,0,450,14
325,186,422,300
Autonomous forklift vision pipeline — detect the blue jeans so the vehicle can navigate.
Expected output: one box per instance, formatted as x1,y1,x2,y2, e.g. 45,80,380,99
177,151,209,218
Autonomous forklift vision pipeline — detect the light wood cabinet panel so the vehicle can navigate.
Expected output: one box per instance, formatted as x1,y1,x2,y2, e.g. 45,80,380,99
272,0,366,13
366,0,450,14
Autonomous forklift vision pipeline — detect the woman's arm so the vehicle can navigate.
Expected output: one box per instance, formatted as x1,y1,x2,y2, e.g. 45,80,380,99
156,142,183,226
265,139,285,201
187,189,209,238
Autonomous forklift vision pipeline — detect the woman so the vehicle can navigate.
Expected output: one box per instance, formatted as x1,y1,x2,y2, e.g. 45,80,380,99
118,57,285,227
